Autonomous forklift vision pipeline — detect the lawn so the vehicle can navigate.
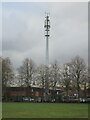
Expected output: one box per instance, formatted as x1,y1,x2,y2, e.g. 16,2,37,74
2,103,88,118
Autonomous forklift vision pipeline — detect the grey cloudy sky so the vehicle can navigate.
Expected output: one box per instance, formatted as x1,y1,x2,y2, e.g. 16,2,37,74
2,2,88,69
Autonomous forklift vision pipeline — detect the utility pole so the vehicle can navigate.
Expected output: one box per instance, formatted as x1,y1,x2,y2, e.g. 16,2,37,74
44,13,50,102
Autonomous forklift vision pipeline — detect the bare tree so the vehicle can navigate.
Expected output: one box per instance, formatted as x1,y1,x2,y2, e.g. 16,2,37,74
36,64,46,88
80,67,88,98
2,57,14,101
70,56,86,100
37,64,51,101
17,66,25,87
44,65,51,101
35,64,46,101
49,61,61,100
61,63,72,98
2,57,14,87
50,62,60,89
18,58,35,87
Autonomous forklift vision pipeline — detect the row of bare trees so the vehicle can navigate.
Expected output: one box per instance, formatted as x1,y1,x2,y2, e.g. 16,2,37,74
1,56,90,100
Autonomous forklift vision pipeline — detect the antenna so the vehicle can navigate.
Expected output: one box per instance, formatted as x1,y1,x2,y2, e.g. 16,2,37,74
44,13,51,102
44,13,50,65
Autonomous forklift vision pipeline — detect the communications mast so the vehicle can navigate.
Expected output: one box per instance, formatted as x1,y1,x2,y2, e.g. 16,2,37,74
44,13,50,101
44,13,50,65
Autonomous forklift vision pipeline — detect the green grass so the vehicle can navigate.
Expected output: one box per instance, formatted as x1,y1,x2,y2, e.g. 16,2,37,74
2,103,88,118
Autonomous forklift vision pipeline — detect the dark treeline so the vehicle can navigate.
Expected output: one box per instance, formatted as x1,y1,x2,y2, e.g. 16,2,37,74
1,56,90,102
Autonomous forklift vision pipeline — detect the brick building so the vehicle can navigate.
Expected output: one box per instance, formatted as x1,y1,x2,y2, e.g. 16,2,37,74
2,87,63,102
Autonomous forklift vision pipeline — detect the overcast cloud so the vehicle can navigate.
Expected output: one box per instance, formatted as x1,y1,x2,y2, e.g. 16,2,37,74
2,2,88,69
